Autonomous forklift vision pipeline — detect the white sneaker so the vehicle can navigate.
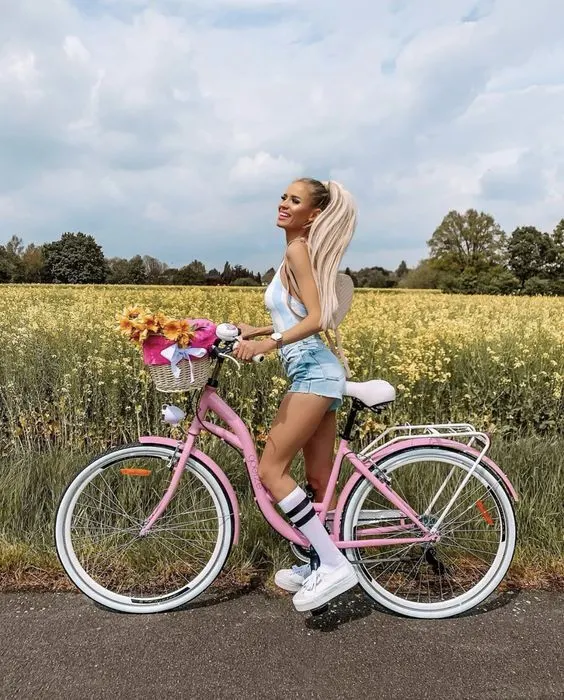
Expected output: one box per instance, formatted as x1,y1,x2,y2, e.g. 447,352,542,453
274,564,311,593
292,560,357,612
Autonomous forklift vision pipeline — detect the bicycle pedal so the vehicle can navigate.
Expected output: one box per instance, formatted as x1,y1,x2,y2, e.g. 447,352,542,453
310,604,329,616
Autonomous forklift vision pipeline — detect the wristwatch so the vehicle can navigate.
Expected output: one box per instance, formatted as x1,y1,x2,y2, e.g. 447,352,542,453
270,332,283,349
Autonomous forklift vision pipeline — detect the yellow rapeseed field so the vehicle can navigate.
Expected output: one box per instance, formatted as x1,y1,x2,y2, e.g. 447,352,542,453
0,284,563,586
1,284,563,452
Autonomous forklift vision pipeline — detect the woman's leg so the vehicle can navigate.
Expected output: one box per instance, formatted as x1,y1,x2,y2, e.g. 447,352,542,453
264,394,357,609
258,392,334,502
302,410,338,509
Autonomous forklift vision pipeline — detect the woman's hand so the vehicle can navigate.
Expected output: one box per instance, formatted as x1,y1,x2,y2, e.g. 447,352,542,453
237,323,258,339
232,338,276,362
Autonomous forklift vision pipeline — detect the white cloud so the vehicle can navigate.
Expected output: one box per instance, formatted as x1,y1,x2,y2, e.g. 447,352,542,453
1,0,564,272
229,152,302,185
63,35,90,63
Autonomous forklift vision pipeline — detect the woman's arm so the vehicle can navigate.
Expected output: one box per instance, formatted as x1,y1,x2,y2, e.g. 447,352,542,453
233,241,322,361
238,323,274,339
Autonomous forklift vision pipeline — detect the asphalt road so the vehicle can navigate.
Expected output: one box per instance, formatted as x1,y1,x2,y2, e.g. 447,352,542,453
0,589,562,700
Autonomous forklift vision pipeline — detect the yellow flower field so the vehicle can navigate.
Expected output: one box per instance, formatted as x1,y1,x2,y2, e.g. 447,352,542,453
0,284,563,587
1,284,563,451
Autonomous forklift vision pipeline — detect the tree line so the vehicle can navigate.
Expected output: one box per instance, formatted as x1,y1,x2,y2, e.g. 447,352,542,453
1,209,564,294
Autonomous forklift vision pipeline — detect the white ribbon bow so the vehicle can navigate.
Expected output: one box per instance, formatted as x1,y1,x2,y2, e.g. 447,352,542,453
160,344,207,381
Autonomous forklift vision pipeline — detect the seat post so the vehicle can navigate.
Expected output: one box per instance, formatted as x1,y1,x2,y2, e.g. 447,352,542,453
340,399,364,441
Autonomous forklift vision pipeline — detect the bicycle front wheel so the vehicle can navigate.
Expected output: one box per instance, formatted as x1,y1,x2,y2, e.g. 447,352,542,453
55,443,234,613
341,447,516,619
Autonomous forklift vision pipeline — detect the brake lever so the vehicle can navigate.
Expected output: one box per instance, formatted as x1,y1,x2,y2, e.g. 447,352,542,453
219,352,241,370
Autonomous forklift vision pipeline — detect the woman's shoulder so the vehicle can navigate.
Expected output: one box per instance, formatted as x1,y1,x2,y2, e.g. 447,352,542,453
285,238,310,265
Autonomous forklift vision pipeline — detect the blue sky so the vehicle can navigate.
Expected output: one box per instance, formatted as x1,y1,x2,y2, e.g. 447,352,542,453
1,0,563,272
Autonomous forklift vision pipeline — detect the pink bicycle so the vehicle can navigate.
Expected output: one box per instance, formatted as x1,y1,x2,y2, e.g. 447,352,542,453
55,325,518,618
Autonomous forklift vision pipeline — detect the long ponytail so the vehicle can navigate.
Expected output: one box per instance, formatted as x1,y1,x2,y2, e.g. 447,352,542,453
300,179,357,329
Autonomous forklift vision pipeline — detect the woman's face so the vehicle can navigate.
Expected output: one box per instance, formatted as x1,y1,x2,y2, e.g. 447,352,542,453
276,181,320,232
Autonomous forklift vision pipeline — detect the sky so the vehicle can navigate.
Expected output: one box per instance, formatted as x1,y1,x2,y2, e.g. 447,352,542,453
1,0,564,273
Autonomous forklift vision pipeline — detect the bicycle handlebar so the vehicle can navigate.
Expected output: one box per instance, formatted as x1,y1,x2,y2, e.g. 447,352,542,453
213,323,265,363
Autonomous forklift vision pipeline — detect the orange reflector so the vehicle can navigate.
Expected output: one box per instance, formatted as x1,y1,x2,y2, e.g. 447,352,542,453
120,468,152,477
476,500,494,526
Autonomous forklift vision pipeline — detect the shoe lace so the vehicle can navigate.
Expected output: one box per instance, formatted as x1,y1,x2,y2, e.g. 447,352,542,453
302,569,322,592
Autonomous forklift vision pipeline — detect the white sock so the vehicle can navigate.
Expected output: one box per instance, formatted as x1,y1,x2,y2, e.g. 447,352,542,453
278,486,344,570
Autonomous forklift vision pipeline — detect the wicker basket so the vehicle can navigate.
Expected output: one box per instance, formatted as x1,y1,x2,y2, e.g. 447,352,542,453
147,357,212,393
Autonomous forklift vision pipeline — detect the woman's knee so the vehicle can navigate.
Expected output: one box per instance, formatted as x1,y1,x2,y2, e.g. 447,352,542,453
258,458,285,487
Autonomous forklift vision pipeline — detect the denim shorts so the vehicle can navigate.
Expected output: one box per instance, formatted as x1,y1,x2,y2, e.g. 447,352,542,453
279,337,346,412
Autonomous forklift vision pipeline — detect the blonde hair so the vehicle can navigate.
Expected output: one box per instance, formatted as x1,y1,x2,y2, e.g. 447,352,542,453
297,178,358,329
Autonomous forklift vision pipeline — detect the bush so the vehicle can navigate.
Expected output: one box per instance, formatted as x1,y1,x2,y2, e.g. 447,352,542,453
231,277,259,287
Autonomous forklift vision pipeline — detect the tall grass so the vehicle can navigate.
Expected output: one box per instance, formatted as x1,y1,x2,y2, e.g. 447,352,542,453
0,284,563,589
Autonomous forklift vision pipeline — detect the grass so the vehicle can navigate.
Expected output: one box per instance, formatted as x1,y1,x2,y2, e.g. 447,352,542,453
0,433,562,593
0,284,562,594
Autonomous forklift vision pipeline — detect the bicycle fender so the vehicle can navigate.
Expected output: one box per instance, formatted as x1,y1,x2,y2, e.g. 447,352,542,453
139,437,240,545
334,439,518,539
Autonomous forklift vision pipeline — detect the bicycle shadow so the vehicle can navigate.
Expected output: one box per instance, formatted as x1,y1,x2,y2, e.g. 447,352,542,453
304,587,521,633
92,578,261,615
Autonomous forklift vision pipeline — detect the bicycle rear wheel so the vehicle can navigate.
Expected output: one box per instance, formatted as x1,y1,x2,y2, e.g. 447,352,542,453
55,443,234,613
341,447,516,619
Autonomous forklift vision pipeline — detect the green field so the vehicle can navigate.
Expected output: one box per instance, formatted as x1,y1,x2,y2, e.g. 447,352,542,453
0,285,562,591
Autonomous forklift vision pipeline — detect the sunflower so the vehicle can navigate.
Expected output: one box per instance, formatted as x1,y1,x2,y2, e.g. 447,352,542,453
177,319,196,348
162,320,182,342
117,316,136,337
140,313,160,334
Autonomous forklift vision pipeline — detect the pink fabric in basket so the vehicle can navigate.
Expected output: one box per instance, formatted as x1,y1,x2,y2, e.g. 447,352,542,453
189,318,218,351
142,319,217,366
142,334,174,366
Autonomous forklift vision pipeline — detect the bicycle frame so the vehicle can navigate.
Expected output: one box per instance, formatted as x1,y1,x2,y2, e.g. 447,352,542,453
139,384,442,550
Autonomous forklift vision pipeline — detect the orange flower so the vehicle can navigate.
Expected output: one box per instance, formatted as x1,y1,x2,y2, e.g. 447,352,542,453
154,312,168,332
140,313,160,334
117,316,136,336
162,320,182,342
177,319,195,348
124,306,144,320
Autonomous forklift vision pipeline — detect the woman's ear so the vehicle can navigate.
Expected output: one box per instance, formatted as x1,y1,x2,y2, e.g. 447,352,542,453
306,208,322,227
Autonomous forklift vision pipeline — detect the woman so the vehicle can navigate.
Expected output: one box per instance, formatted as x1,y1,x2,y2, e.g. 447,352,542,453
233,177,358,612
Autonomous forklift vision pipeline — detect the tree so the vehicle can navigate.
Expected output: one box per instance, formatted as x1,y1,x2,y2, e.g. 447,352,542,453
107,257,131,284
355,265,395,288
143,255,168,284
507,226,554,288
344,266,359,287
395,260,409,279
0,235,25,281
231,277,259,286
428,209,505,273
6,235,24,258
127,255,148,284
0,246,12,282
42,232,107,284
174,260,206,285
21,244,44,282
399,260,440,289
221,261,233,285
551,220,564,278
206,267,222,285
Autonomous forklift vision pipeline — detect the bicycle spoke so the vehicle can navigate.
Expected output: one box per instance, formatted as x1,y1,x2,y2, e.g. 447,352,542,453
345,452,514,614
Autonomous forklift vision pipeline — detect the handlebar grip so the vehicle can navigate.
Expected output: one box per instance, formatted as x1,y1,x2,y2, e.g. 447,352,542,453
233,341,265,363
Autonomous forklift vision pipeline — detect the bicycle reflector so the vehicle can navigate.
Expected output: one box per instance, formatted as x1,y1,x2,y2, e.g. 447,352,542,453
120,468,152,477
475,499,494,526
